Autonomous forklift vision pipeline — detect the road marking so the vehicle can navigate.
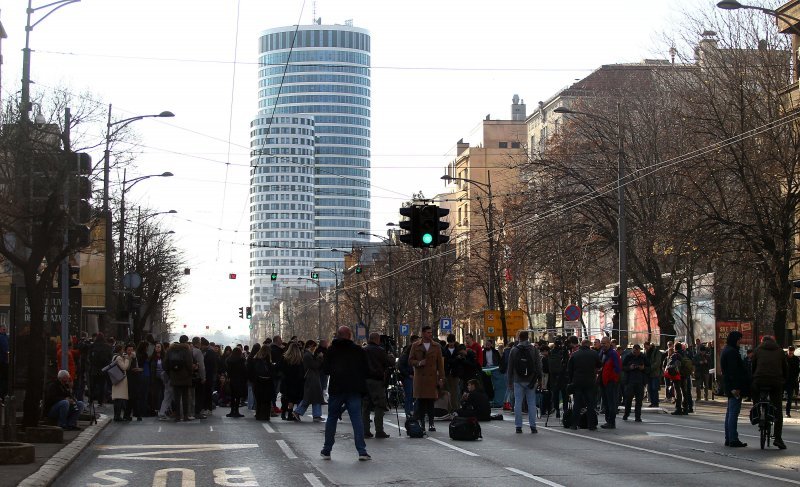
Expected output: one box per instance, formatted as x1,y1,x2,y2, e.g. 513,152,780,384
646,421,800,445
546,427,800,484
426,437,479,456
157,426,162,433
153,468,195,487
304,473,325,487
209,426,214,432
506,467,564,486
262,422,276,434
646,432,713,444
96,444,259,461
277,439,298,459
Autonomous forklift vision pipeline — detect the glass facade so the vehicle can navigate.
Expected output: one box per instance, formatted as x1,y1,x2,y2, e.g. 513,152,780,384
252,24,371,301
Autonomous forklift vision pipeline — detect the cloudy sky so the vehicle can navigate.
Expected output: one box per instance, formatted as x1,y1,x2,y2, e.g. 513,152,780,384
0,0,742,335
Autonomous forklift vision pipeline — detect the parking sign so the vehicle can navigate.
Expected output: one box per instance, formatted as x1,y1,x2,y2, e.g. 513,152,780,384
440,317,452,332
399,324,410,336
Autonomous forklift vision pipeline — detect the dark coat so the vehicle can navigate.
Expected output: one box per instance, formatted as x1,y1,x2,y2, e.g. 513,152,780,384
89,340,113,374
44,379,73,413
280,360,305,403
752,339,787,389
203,348,218,382
364,343,393,381
568,345,601,389
482,347,501,368
226,355,248,397
166,343,194,387
302,350,325,404
323,338,368,395
443,345,459,377
621,352,649,386
720,344,749,398
462,389,491,421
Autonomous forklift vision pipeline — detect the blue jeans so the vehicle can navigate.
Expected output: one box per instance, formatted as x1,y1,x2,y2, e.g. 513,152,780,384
294,400,322,418
323,393,367,455
725,396,742,443
49,399,85,428
513,382,537,429
648,377,660,406
402,376,414,416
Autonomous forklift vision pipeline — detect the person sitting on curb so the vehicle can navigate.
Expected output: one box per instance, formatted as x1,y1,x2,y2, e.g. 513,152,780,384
44,370,85,431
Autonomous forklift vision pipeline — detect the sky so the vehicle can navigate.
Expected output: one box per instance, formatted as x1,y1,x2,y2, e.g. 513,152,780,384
0,0,728,337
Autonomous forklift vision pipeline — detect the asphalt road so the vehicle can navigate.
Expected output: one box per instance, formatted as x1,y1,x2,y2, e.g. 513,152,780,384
56,402,800,486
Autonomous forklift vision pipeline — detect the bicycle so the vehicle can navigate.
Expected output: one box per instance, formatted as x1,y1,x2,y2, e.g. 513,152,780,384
751,388,777,450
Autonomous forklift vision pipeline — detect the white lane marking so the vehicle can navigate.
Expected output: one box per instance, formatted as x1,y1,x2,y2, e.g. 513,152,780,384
96,444,258,461
262,422,276,434
546,427,800,485
646,421,800,445
646,432,713,444
426,437,479,456
506,467,564,486
157,426,162,433
209,426,214,432
304,473,325,487
277,439,298,459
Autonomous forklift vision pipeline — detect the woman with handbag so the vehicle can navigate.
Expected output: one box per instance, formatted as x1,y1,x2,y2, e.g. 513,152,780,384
111,345,131,422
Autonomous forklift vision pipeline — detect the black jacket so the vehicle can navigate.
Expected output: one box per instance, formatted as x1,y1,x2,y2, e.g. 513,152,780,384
720,344,749,398
364,343,393,381
621,352,649,386
462,389,491,421
323,338,368,395
44,380,73,412
89,341,113,374
443,345,460,377
204,348,218,381
482,348,501,368
568,345,601,388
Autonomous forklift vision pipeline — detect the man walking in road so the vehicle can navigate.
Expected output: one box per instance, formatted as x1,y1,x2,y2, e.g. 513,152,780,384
720,331,747,448
321,326,371,461
621,344,649,422
567,339,601,430
507,330,542,434
362,332,393,439
599,337,621,429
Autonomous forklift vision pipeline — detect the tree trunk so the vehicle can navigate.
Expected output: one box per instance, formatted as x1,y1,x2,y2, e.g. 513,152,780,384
22,278,48,428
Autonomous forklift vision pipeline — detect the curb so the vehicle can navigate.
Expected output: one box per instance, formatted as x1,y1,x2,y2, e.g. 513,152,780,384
18,414,111,487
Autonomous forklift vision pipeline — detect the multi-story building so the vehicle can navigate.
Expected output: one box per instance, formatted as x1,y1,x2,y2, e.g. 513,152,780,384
250,22,372,316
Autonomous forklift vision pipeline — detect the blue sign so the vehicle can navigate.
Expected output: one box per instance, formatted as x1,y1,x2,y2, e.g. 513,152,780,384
356,323,367,340
440,317,452,332
399,324,410,336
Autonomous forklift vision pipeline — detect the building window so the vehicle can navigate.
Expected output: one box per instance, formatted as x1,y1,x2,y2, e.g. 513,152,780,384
499,142,508,148
511,142,521,149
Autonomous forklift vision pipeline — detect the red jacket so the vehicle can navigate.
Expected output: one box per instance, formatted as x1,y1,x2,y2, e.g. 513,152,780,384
468,342,483,367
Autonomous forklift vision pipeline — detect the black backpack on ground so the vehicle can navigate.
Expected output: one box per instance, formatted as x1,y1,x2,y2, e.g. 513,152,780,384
404,418,425,438
449,415,482,441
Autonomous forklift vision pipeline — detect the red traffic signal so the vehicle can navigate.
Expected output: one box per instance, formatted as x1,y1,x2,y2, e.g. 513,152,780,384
229,273,237,279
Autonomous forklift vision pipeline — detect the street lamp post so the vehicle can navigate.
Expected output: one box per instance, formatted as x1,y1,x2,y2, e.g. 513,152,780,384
118,171,173,295
103,107,174,325
441,173,504,341
314,265,340,330
21,0,81,122
358,230,398,338
554,104,627,344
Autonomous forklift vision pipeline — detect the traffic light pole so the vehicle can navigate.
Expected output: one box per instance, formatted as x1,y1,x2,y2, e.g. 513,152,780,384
60,109,72,370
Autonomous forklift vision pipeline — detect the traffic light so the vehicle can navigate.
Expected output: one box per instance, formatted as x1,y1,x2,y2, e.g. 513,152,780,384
610,293,621,313
398,205,420,247
310,271,319,279
238,307,244,319
418,205,438,247
68,265,80,287
229,273,237,279
69,152,92,224
270,272,278,281
435,205,450,246
246,306,252,319
355,266,362,274
793,280,800,300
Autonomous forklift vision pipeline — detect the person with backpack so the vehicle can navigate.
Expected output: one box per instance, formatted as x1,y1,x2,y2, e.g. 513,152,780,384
668,342,690,415
507,330,542,434
166,336,193,421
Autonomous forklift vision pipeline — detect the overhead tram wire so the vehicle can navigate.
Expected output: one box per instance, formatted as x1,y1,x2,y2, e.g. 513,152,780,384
316,110,800,296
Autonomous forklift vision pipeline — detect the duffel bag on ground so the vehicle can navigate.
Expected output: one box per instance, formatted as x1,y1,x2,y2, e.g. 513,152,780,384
405,418,425,438
449,415,482,441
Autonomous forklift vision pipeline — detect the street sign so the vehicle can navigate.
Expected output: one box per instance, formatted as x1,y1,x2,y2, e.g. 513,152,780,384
563,320,581,337
440,317,452,333
399,324,410,336
564,304,581,322
483,309,526,337
356,323,367,340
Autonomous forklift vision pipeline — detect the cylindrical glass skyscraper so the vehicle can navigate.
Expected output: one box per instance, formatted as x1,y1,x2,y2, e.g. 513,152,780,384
252,24,371,295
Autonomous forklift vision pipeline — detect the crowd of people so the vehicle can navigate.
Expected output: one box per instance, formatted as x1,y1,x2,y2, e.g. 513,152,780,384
35,325,799,457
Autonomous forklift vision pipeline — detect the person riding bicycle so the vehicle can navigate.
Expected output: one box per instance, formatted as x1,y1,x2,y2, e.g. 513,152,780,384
751,335,788,450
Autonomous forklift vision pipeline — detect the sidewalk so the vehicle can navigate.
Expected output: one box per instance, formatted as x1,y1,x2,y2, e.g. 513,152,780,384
3,412,110,487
